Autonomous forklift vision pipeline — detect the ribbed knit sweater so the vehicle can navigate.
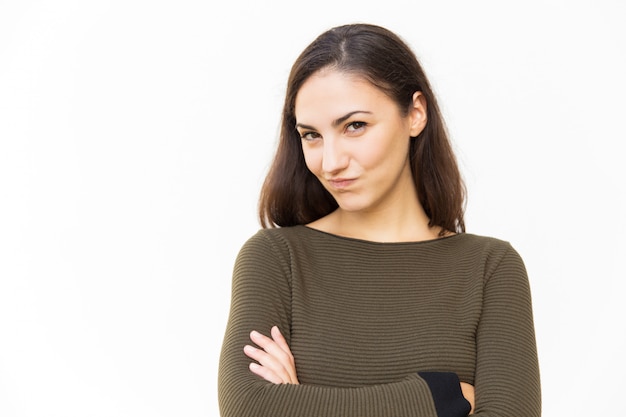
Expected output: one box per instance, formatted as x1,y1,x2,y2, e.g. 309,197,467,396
218,226,541,416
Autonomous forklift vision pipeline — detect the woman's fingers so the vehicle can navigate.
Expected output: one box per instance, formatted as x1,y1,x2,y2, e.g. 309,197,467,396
270,326,298,382
243,343,289,382
460,382,475,414
270,325,290,352
248,360,283,384
244,327,299,384
250,328,294,366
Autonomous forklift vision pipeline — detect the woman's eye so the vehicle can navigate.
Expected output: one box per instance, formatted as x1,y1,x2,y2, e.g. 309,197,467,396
346,121,367,133
300,131,321,141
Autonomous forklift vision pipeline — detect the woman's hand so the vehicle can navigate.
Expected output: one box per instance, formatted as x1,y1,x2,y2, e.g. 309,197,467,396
243,326,299,384
244,326,474,414
460,382,475,414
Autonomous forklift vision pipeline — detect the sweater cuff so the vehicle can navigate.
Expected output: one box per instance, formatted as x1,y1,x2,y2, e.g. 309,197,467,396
418,372,471,417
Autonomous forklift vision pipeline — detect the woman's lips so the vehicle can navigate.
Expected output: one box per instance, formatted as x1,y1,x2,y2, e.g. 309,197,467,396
326,178,356,190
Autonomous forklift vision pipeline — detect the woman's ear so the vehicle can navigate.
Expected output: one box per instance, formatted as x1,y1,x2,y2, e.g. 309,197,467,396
409,91,428,137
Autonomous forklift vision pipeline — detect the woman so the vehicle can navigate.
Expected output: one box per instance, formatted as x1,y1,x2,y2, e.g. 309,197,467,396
218,23,541,417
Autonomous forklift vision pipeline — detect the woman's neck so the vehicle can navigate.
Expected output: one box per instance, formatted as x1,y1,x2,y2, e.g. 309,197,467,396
308,202,443,243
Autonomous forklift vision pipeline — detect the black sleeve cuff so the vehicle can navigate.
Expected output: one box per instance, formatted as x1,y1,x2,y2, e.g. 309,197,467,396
418,372,471,417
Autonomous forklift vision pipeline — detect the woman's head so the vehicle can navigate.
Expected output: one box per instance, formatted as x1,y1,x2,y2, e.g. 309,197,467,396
259,23,466,234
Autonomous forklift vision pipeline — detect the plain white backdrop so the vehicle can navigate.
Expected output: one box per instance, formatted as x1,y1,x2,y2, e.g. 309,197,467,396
1,1,624,416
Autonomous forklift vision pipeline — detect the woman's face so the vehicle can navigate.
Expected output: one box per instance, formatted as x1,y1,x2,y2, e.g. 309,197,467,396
295,69,427,215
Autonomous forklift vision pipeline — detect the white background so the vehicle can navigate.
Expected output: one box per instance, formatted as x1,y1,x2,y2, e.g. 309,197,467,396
1,1,624,416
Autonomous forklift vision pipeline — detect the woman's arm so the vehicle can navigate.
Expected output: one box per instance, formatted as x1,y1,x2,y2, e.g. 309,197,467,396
218,231,470,417
471,243,541,416
245,325,475,413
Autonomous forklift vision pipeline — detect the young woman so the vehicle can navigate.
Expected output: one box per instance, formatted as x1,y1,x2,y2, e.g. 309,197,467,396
218,23,541,417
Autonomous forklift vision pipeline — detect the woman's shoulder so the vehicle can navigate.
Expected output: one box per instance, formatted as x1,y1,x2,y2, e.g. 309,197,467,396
455,233,528,279
239,225,312,253
455,232,514,249
455,232,522,257
247,225,310,241
243,227,523,263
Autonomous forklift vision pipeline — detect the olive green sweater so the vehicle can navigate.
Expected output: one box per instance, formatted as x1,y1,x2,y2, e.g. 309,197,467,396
218,226,541,416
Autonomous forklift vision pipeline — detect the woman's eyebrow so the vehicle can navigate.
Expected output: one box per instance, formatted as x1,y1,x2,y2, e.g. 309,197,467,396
332,110,372,127
296,110,372,130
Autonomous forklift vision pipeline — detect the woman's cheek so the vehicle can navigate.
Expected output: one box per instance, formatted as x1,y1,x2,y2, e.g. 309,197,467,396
302,148,322,175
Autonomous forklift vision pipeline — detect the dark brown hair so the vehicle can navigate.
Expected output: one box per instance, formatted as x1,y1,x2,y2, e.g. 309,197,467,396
259,23,466,234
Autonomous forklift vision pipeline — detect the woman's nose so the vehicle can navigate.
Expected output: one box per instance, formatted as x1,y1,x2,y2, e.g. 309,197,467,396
321,137,349,174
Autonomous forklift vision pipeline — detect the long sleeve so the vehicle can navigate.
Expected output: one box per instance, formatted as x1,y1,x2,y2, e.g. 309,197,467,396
217,228,541,416
217,231,459,417
472,244,541,416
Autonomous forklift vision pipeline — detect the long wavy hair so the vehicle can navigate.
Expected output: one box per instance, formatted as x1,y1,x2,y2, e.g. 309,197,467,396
258,23,466,234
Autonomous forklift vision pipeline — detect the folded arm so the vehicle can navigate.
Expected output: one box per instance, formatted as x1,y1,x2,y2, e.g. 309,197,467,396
218,232,470,417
